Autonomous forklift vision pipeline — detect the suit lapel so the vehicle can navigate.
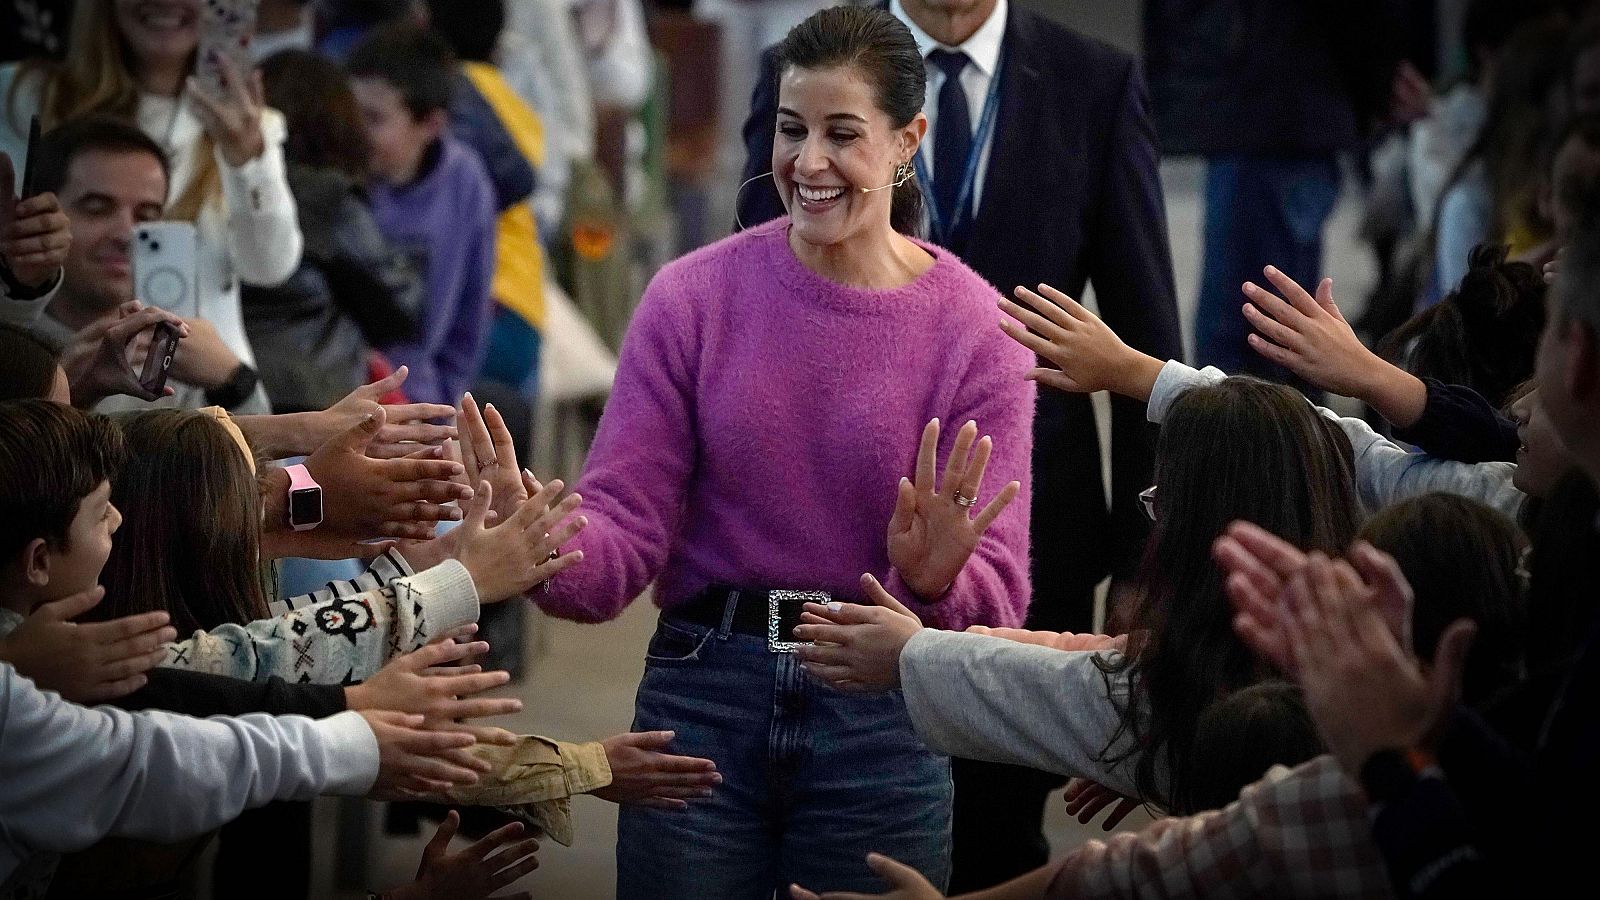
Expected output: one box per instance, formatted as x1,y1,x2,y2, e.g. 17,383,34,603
966,9,1041,267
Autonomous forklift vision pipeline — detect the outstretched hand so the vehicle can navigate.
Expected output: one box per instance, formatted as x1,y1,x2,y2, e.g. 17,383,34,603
1063,777,1141,831
307,407,475,537
362,710,490,799
999,283,1164,401
319,367,458,459
794,574,922,692
453,479,587,603
1240,266,1427,427
383,810,541,900
345,635,522,747
0,586,176,703
590,730,722,810
887,419,1019,600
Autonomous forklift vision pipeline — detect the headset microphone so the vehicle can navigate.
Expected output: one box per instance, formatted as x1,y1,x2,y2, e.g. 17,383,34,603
860,164,914,193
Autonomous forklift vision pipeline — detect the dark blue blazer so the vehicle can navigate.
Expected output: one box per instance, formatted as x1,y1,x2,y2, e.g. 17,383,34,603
738,6,1183,617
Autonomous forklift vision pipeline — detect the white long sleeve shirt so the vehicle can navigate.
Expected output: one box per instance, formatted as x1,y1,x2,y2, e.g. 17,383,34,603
0,663,377,882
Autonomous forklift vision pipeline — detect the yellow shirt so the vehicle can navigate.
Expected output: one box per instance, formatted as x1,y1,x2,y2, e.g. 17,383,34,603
463,61,548,330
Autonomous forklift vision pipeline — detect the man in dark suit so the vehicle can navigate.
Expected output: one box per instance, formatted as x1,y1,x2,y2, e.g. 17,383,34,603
738,0,1182,889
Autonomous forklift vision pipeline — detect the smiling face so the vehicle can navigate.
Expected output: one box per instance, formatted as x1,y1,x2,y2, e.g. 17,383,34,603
773,64,925,249
1510,388,1574,498
36,480,122,603
58,149,169,317
113,0,200,73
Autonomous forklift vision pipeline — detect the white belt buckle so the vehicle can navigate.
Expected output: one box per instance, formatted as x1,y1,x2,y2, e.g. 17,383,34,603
768,589,829,653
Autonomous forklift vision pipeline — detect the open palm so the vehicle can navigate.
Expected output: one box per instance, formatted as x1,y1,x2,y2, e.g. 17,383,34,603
888,419,1020,599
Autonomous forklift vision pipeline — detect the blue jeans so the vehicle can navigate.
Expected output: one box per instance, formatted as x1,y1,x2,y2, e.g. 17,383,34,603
615,611,953,899
1195,155,1339,378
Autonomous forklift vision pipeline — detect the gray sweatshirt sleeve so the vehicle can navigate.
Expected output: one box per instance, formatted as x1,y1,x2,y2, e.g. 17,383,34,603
0,663,377,882
897,629,1146,799
1145,360,1526,519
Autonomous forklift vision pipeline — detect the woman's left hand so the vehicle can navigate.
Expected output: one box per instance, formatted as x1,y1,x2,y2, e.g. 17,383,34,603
887,419,1019,600
187,55,266,166
789,853,944,900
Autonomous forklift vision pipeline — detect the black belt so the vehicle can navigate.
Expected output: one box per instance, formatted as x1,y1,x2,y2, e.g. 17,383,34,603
670,586,837,652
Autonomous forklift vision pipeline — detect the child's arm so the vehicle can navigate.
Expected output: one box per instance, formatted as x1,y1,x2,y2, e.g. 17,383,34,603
964,625,1126,653
998,284,1165,402
164,561,479,684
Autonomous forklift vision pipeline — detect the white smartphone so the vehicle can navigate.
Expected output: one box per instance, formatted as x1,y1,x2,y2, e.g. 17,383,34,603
132,222,199,319
196,0,260,98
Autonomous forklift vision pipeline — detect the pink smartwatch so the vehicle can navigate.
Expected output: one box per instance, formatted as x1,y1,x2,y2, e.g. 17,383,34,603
284,464,324,532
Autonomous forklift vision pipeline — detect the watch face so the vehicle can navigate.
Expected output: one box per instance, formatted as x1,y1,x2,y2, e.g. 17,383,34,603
289,487,323,526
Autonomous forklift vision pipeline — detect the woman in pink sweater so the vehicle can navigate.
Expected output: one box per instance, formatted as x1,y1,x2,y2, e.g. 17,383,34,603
527,7,1034,898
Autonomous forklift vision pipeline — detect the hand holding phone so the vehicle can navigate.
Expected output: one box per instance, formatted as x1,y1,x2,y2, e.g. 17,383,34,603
138,321,182,396
59,302,190,406
189,0,266,166
0,115,71,291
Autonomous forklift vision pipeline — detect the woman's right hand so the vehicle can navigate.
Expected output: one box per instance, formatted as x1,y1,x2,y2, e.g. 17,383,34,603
454,480,587,603
999,283,1164,401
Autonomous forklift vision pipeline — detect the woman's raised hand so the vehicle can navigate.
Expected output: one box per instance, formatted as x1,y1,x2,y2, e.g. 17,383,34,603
999,283,1165,401
186,54,266,166
886,419,1019,600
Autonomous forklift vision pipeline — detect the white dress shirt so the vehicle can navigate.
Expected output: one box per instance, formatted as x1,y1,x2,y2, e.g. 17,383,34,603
892,0,1008,216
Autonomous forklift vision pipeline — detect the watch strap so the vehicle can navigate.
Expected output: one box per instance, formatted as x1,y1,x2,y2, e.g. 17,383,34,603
204,362,259,410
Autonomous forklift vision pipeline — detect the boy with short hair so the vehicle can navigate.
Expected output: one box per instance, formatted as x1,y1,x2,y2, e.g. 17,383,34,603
0,398,127,623
347,23,498,407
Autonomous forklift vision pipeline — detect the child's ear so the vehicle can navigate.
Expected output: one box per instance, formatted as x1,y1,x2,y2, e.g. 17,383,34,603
21,539,50,588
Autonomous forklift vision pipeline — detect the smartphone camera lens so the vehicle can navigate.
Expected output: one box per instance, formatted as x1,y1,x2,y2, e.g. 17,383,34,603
150,241,161,251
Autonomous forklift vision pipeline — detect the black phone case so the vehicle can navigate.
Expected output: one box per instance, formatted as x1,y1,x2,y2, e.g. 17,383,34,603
18,115,39,199
139,322,181,394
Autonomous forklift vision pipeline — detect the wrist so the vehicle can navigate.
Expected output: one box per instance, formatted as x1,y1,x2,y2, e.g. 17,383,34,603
235,412,321,458
0,261,60,295
220,132,266,168
1114,351,1165,403
1363,362,1428,428
345,684,369,710
260,466,291,535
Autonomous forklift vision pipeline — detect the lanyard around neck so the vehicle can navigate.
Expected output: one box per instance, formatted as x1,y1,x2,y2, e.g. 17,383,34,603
914,52,1005,245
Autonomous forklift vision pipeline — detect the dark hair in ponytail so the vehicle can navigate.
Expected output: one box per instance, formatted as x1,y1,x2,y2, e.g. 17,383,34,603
773,5,926,235
1378,243,1545,407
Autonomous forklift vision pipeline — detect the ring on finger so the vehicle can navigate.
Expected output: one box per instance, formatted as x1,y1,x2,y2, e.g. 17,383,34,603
953,491,977,508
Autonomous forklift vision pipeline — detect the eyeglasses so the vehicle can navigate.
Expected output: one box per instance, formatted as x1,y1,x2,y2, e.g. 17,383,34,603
1139,485,1157,522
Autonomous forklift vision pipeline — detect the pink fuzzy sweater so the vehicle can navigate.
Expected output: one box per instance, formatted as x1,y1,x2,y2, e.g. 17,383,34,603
536,220,1035,629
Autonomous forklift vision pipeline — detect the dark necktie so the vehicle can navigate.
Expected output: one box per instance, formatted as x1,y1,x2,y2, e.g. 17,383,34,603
927,48,972,239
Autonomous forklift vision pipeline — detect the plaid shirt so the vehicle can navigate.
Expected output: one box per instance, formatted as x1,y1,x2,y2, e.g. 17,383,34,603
1048,755,1393,898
